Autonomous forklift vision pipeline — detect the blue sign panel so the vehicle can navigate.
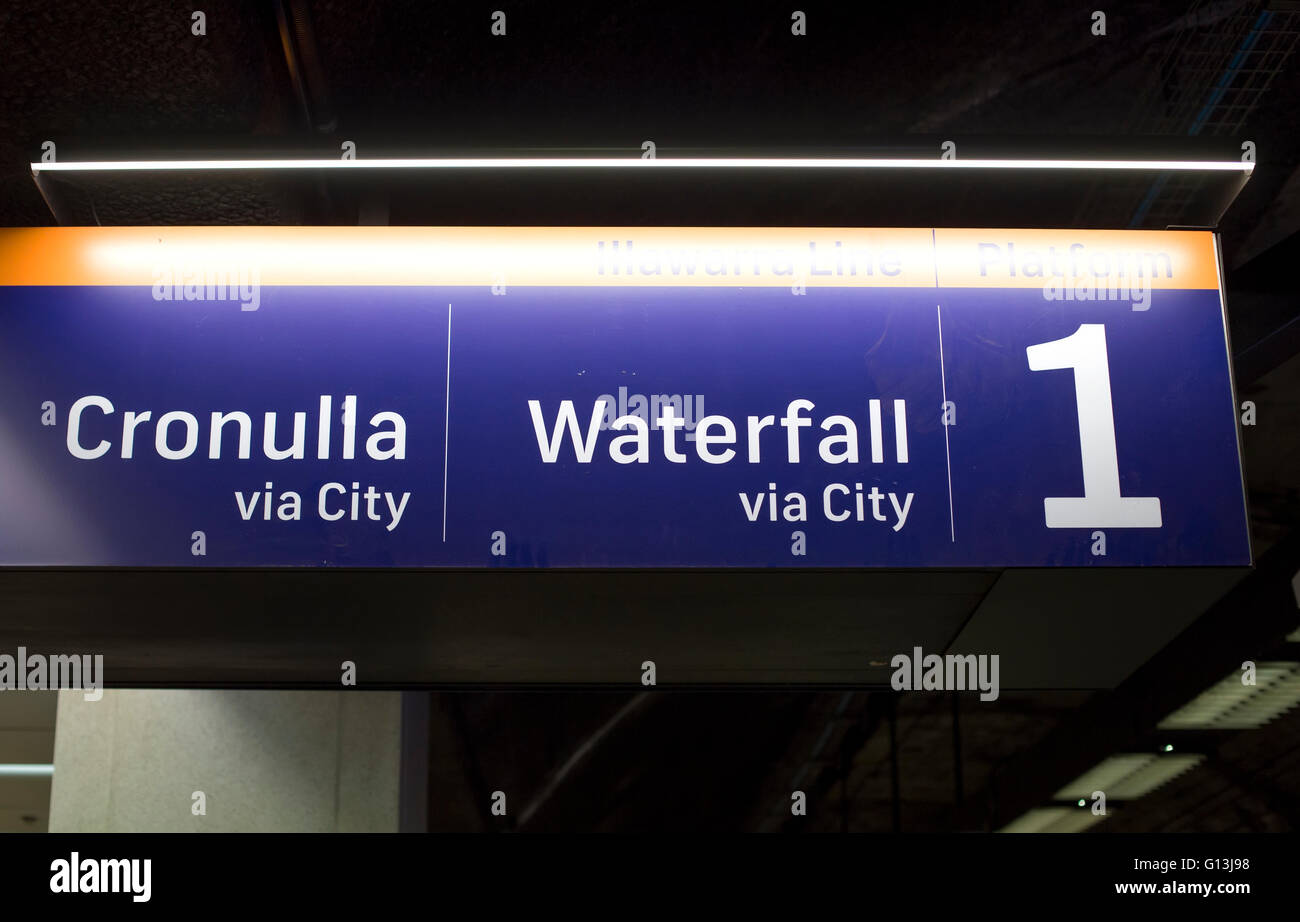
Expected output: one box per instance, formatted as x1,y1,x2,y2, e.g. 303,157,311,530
0,227,1249,567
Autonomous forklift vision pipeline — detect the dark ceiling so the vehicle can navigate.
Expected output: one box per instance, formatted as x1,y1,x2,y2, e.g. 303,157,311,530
2,1,1298,240
2,0,1300,832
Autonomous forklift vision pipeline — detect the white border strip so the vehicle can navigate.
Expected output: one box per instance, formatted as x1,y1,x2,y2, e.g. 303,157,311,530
30,157,1255,173
1213,232,1254,567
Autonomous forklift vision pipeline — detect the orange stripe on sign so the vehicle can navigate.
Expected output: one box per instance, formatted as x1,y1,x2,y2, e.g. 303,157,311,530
933,229,1218,290
0,226,1221,290
0,226,935,287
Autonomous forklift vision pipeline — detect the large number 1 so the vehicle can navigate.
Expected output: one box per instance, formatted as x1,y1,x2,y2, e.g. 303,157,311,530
1026,323,1162,528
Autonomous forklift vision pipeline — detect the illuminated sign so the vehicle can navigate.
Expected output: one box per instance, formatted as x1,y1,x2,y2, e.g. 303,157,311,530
0,227,1249,566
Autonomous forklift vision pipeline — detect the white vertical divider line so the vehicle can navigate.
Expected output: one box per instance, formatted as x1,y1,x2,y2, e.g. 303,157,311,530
937,304,954,543
932,228,954,543
442,303,452,542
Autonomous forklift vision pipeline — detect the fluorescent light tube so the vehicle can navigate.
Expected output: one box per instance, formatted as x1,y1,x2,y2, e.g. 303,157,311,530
30,157,1255,173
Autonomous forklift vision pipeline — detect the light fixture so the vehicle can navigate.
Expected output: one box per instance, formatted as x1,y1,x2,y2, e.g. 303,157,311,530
0,764,54,777
29,157,1256,173
999,806,1114,833
1053,753,1204,801
1158,662,1300,730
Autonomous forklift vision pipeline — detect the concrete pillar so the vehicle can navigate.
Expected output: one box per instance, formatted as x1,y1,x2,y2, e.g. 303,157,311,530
49,689,401,832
